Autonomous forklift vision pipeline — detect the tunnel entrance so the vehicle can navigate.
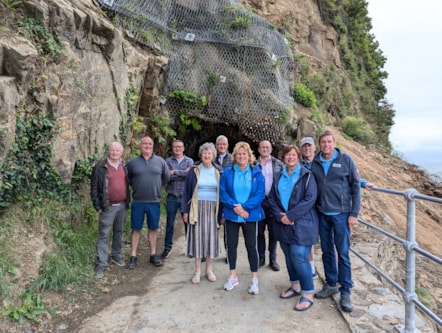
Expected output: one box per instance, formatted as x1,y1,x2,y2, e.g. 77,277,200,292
175,121,281,162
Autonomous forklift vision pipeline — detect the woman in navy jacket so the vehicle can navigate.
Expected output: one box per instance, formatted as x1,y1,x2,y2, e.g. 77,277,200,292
220,141,265,295
267,145,318,311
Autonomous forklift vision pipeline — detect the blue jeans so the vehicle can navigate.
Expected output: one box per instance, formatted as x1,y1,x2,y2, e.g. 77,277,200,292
279,242,314,294
165,195,182,250
318,212,353,295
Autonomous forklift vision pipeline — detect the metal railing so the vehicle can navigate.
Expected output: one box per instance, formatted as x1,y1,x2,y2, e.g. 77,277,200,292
352,187,442,333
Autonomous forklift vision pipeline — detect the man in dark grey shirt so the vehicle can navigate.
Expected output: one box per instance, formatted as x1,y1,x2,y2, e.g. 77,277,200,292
127,136,170,268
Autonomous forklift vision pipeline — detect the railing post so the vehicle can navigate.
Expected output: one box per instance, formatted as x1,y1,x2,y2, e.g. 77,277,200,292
399,189,419,333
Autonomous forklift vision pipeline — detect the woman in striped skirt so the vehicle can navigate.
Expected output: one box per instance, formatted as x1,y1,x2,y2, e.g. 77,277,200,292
181,142,223,284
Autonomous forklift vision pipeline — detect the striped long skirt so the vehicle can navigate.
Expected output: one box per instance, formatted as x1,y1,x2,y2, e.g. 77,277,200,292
185,200,220,258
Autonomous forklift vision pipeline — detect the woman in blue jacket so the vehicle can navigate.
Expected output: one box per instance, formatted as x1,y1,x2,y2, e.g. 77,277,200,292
268,145,318,311
220,141,265,295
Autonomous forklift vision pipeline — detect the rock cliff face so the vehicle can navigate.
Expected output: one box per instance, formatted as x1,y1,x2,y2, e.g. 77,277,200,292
0,0,340,184
238,0,341,66
0,0,166,183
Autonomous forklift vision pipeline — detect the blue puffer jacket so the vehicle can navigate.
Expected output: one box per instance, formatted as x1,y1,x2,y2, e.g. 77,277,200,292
220,164,265,222
267,165,319,246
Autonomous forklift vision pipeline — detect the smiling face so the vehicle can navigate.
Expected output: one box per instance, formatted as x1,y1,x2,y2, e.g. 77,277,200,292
140,136,154,158
216,138,228,155
108,143,123,163
301,143,316,162
319,134,336,160
258,140,272,160
172,141,185,158
235,147,249,169
201,148,214,166
283,148,299,169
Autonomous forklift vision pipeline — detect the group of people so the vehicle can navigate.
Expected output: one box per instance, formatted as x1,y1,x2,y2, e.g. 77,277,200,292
90,131,373,313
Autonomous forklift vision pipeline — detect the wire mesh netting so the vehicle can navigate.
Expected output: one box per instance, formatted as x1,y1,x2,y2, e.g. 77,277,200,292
98,0,295,143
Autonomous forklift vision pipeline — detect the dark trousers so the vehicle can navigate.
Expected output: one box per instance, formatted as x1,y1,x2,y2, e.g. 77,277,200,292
257,201,277,261
165,195,182,250
225,220,259,272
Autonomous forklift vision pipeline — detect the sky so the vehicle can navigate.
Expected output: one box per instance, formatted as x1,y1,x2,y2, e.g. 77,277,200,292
367,0,442,175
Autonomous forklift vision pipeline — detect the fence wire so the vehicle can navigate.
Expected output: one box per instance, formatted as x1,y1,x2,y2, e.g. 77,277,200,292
98,0,295,143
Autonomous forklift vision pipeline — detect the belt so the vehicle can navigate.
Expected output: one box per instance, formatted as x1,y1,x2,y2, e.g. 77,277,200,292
111,202,125,206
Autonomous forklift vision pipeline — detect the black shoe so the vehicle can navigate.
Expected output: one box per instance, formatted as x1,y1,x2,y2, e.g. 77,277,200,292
127,256,137,269
259,257,265,267
161,248,172,259
340,294,353,312
150,254,163,267
269,260,280,271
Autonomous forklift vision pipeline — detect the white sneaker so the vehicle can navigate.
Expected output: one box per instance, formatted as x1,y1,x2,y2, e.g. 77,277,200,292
224,275,239,291
248,277,259,295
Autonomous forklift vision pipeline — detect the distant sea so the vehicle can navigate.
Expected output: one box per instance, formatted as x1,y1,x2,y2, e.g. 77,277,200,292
422,164,442,181
403,151,442,181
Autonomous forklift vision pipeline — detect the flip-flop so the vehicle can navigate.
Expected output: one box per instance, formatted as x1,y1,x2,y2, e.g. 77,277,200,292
279,287,301,299
294,296,314,311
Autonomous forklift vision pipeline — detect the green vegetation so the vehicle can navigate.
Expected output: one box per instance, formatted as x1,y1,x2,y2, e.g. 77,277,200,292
205,70,219,89
231,15,251,30
341,116,375,144
18,16,64,62
35,207,97,292
140,29,153,44
148,115,177,145
0,109,68,207
3,291,47,324
0,248,20,298
120,87,140,145
0,100,102,324
222,5,252,30
315,0,393,150
416,286,431,308
168,89,207,131
1,0,22,10
309,110,324,127
293,83,318,109
0,197,98,324
71,151,101,190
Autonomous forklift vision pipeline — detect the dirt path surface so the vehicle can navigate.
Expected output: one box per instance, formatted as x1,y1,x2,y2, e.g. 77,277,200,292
75,224,350,333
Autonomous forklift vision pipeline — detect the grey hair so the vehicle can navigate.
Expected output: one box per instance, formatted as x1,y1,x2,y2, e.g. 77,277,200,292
199,142,217,159
216,135,228,144
108,142,123,152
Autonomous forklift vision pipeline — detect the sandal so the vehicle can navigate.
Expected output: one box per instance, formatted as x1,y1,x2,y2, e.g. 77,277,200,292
206,271,217,282
294,296,314,312
279,287,301,299
192,272,201,284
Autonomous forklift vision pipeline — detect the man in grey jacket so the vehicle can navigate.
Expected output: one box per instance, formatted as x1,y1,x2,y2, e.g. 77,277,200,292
311,131,361,313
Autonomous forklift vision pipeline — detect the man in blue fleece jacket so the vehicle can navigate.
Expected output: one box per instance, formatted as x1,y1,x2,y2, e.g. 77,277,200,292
311,131,361,313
